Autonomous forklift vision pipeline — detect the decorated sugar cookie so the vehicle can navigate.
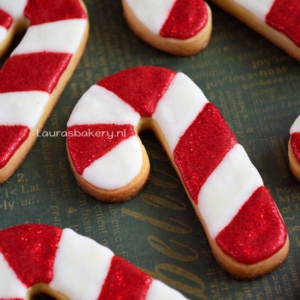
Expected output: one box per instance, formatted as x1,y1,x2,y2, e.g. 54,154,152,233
0,224,187,299
210,0,300,61
288,116,300,180
122,0,212,56
66,66,289,278
0,0,89,183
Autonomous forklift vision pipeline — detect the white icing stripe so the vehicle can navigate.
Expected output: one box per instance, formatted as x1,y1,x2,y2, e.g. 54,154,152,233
0,91,49,128
290,115,300,134
50,228,114,300
146,280,187,300
0,252,27,298
125,0,176,34
67,85,140,127
0,26,7,44
83,136,143,190
198,144,263,239
0,0,27,19
153,72,208,153
12,19,87,55
233,0,275,21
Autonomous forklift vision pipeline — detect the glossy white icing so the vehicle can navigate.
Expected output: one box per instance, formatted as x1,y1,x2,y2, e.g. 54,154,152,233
50,228,114,300
290,115,300,134
0,252,26,298
125,0,175,34
82,136,143,190
0,91,49,128
0,27,7,44
12,19,88,55
67,85,140,127
198,143,263,239
0,225,188,298
0,0,88,177
153,72,208,153
0,0,27,19
233,0,275,21
146,280,188,300
67,68,275,263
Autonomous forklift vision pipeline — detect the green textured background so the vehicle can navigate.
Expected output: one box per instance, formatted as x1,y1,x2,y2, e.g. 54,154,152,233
1,0,300,299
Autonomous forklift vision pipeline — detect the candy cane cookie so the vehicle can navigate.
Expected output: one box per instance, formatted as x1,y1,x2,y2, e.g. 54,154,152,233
288,116,300,180
121,0,212,56
0,0,89,183
0,224,188,299
209,0,300,61
66,66,289,278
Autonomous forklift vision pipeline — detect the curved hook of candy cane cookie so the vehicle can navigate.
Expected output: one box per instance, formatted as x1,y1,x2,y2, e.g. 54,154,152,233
122,0,212,56
66,66,289,279
0,224,188,299
0,0,89,183
209,0,300,61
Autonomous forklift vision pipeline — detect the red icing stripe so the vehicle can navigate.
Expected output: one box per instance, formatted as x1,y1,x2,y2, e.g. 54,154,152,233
98,256,152,300
98,66,176,117
174,103,237,204
0,224,62,287
67,124,135,175
266,0,300,47
25,0,87,25
0,53,72,93
0,125,30,169
216,186,287,264
160,0,208,39
290,132,300,164
0,9,13,29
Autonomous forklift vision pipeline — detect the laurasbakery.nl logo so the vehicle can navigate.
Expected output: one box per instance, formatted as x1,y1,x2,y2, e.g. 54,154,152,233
36,128,127,139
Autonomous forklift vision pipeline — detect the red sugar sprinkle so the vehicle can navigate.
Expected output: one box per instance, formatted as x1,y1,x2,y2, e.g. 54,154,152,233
266,0,300,47
67,124,135,175
216,186,287,264
0,125,30,169
160,0,208,39
290,132,300,164
98,66,176,117
25,0,87,25
0,9,13,29
0,224,62,287
0,53,72,93
174,103,237,204
98,256,152,300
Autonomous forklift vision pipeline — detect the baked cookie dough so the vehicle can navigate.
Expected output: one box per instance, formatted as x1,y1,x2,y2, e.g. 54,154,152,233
0,0,89,183
210,0,300,61
122,0,212,56
66,66,289,278
0,224,187,299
